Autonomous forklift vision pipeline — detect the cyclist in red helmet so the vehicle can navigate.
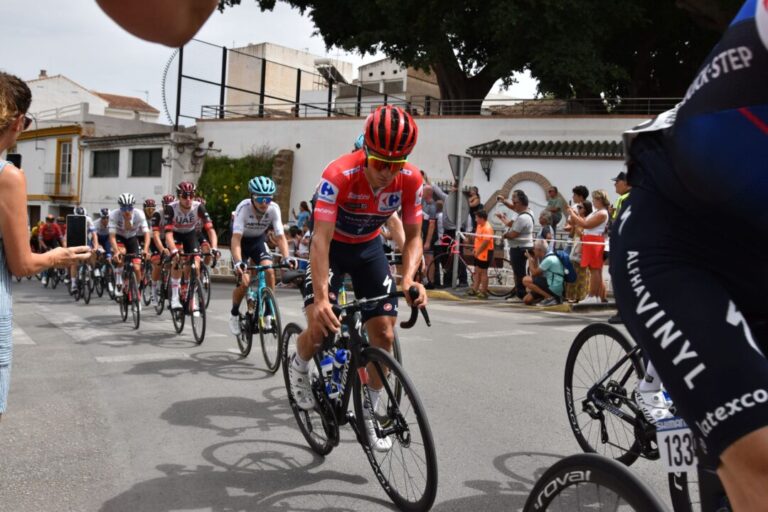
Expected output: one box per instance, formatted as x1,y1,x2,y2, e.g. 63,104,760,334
288,105,426,452
164,181,218,310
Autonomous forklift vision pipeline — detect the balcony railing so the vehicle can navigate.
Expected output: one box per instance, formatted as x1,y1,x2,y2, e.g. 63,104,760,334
200,97,679,120
44,173,76,197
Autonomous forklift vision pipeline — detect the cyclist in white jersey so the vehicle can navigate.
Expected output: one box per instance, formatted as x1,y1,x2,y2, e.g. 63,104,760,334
108,193,150,297
227,176,295,336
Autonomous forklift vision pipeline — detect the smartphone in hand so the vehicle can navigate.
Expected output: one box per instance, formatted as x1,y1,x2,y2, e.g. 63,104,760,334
66,214,87,248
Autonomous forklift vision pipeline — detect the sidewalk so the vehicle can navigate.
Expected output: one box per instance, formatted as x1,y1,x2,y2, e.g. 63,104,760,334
425,286,617,313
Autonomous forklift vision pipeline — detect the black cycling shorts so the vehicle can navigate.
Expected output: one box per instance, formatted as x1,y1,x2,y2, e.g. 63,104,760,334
172,231,200,255
241,234,271,263
302,237,397,323
115,235,141,257
610,132,768,459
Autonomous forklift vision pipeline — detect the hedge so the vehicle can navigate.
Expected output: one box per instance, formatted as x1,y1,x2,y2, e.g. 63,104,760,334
197,150,274,245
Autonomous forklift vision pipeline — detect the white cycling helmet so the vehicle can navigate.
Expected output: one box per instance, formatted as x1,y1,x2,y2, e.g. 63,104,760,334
117,193,136,207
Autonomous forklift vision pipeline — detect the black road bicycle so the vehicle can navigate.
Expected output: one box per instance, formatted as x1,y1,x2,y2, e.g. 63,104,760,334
168,252,206,344
117,254,142,330
281,287,438,512
559,322,730,511
72,262,92,304
234,263,288,371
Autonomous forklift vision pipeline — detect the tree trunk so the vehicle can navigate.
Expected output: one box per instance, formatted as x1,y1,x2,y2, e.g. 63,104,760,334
431,61,497,115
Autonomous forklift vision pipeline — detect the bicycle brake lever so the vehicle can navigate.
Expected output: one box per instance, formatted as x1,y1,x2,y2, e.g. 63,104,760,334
420,307,431,327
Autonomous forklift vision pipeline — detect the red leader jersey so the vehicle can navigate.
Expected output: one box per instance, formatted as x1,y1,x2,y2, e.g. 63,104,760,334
312,150,423,244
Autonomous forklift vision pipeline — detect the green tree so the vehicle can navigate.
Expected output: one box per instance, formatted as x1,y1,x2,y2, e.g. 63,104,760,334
218,0,740,108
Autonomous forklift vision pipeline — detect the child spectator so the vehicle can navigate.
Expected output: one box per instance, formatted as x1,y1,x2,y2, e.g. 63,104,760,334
466,210,494,299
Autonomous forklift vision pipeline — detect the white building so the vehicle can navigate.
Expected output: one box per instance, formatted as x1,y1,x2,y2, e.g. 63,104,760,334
224,43,355,117
9,108,204,226
27,70,160,123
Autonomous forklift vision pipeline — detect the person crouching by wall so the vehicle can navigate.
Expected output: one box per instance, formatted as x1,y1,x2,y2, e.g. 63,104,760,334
522,240,564,306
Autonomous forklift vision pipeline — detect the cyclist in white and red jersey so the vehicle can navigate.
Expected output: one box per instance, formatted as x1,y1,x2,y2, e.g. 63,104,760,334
164,182,218,309
611,1,768,508
289,105,427,452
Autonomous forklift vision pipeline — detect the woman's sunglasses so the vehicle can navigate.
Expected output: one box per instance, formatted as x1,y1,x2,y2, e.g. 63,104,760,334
120,205,134,212
179,193,194,199
22,115,32,131
252,196,272,204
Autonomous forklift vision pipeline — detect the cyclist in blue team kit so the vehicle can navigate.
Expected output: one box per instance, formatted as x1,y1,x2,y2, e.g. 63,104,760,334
610,1,768,509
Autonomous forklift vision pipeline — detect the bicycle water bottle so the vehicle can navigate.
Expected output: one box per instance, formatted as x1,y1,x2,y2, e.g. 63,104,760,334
331,349,349,399
320,354,334,398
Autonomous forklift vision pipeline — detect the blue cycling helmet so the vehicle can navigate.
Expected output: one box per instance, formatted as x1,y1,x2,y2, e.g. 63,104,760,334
354,133,365,151
248,176,276,196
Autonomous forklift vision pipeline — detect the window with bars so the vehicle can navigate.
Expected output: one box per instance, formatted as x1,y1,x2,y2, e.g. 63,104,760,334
92,150,119,177
130,148,162,177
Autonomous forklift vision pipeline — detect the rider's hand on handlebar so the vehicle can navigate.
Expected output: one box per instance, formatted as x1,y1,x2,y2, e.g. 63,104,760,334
309,299,341,338
284,257,298,270
234,261,247,275
402,280,428,308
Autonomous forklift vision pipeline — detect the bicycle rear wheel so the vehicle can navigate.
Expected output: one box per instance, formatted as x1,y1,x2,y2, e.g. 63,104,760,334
259,287,282,373
236,304,253,357
354,347,438,512
171,279,185,333
564,323,644,466
281,323,335,456
119,293,128,322
522,453,666,511
94,268,104,297
486,257,514,296
190,278,206,344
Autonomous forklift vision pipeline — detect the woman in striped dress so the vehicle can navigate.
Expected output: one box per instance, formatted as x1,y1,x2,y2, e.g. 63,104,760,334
0,72,91,419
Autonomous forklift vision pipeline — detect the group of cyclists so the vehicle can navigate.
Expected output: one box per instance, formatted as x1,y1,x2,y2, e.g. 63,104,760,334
27,8,768,497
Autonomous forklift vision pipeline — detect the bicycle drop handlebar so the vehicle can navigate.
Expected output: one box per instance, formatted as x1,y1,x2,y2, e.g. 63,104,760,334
333,286,431,329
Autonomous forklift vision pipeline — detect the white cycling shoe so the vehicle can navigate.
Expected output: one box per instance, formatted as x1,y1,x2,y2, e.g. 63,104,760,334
289,354,317,411
228,315,241,335
364,417,393,452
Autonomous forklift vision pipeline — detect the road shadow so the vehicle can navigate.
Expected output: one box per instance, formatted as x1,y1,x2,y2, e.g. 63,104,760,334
430,451,564,512
126,351,271,381
98,439,391,512
160,390,293,437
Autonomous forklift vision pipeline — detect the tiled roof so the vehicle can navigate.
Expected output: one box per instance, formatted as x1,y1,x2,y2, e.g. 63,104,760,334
467,139,624,160
91,92,159,113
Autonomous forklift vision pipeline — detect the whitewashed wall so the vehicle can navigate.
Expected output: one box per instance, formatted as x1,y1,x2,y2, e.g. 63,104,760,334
28,76,108,116
197,115,648,215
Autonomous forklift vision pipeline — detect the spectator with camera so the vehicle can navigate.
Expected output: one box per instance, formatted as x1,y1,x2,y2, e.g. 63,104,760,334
496,190,534,302
522,240,565,306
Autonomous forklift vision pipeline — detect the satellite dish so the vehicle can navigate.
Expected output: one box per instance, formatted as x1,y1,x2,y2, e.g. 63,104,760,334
443,190,469,226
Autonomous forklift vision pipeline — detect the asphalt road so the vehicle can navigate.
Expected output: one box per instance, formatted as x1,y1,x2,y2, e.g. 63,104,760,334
1,278,672,511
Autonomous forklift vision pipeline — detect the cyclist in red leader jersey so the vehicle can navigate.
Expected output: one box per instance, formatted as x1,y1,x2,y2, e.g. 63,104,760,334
289,105,427,452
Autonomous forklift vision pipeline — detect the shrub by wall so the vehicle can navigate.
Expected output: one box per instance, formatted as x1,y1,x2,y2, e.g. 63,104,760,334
197,151,274,245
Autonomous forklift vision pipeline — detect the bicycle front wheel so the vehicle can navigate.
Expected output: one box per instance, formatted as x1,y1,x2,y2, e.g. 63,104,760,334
201,264,212,309
564,323,644,466
354,347,438,512
523,453,666,511
281,323,334,456
190,278,206,344
82,274,92,304
129,274,141,330
259,287,282,373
